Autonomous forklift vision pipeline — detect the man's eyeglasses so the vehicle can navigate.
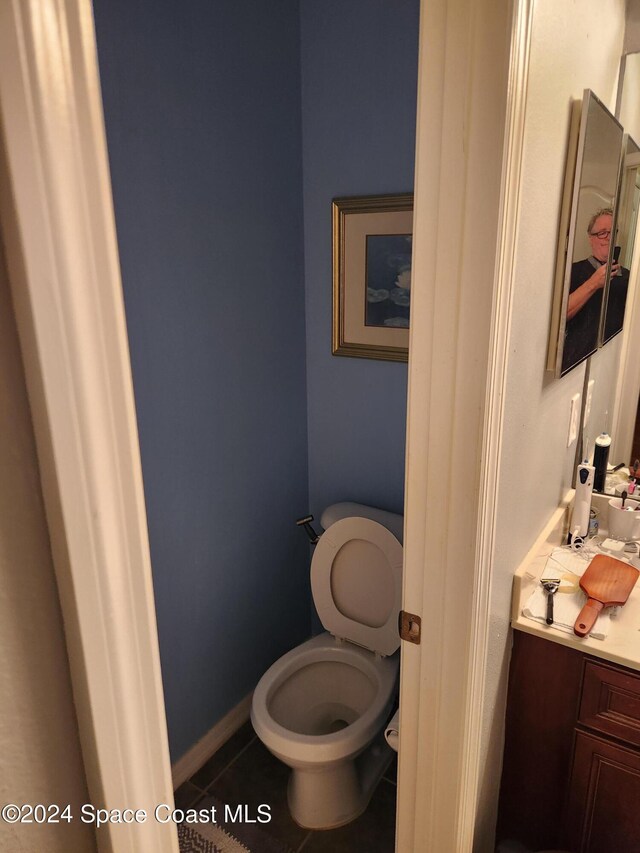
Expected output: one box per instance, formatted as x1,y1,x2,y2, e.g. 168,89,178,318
589,229,612,239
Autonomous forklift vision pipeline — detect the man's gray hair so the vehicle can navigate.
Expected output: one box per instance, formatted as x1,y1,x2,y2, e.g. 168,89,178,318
588,208,613,234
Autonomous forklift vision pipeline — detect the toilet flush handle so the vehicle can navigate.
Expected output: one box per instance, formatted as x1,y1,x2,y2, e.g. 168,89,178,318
296,514,320,545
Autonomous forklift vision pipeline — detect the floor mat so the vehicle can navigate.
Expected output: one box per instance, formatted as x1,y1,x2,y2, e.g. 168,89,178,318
177,795,294,853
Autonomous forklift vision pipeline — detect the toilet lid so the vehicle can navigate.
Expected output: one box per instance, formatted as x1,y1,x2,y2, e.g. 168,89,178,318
311,517,403,656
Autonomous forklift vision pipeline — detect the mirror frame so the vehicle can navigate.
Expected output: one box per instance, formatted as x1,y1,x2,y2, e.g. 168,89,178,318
547,89,624,377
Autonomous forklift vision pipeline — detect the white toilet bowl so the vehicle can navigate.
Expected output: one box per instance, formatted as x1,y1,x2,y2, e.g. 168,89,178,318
250,504,403,829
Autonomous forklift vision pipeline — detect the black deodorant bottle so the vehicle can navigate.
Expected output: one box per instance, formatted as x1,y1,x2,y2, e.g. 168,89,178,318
593,432,611,492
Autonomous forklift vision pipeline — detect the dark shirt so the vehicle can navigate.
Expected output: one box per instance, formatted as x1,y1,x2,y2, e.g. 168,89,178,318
562,257,602,374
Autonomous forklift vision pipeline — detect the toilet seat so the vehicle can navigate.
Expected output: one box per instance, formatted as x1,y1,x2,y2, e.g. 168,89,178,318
311,517,402,657
251,633,398,766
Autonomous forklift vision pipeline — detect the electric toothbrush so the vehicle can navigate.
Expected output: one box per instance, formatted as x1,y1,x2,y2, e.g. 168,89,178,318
572,460,595,540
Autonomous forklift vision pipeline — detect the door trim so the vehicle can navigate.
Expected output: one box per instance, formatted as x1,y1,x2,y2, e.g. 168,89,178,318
0,2,177,850
397,1,530,849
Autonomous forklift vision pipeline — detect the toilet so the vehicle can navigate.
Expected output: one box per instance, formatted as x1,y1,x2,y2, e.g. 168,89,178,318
250,502,403,830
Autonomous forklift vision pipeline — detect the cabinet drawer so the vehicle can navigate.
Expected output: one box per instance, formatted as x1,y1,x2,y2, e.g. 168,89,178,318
578,659,640,747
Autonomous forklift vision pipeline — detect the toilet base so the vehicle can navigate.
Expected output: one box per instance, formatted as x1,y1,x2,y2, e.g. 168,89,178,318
287,729,394,830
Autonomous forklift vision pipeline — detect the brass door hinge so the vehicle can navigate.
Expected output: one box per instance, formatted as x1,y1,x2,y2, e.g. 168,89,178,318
399,610,421,644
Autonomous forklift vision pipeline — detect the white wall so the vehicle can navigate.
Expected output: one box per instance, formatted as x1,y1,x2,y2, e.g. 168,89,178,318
475,2,626,849
0,239,95,853
620,52,640,141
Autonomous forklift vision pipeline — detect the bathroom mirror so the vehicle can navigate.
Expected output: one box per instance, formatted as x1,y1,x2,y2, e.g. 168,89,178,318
591,141,640,488
547,89,624,377
581,55,640,493
584,137,638,480
602,134,639,346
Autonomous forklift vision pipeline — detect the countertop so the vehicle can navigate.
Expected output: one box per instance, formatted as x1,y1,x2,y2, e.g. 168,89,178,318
511,492,640,672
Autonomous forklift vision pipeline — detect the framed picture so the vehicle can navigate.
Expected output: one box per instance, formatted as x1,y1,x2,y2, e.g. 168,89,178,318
332,194,413,362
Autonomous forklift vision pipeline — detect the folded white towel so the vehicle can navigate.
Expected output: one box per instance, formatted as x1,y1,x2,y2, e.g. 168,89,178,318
385,708,399,752
522,547,618,640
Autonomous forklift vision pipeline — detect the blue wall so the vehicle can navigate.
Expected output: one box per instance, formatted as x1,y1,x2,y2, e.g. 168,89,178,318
93,0,418,762
93,0,311,760
300,0,418,520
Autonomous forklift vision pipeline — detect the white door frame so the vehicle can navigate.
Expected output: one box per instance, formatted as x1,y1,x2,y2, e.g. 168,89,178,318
396,1,531,849
0,1,529,851
0,2,177,851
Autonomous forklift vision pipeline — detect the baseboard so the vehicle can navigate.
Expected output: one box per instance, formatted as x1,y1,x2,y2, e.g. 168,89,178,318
171,692,253,789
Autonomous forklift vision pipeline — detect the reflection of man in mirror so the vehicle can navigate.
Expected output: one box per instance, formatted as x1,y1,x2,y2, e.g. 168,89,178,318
563,208,627,371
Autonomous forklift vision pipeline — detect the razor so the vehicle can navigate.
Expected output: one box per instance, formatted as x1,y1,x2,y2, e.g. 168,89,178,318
540,579,561,625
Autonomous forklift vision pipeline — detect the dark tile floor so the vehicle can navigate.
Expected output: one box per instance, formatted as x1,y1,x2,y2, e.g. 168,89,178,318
174,720,397,853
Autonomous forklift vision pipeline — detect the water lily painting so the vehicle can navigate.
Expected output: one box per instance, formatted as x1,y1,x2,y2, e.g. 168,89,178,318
332,194,413,362
365,234,412,330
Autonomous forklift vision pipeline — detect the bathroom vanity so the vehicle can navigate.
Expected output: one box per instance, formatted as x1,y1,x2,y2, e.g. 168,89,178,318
497,501,640,853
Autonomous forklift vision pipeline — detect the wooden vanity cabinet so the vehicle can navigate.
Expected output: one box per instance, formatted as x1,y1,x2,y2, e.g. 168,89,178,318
496,630,640,853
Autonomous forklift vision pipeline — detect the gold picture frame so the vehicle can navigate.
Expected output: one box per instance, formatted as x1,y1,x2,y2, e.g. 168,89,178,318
332,194,413,362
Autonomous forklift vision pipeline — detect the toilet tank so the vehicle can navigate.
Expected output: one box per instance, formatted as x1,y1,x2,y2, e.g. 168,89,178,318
319,502,403,545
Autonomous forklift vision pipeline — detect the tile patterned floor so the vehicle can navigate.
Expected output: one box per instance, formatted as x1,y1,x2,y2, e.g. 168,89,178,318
174,720,397,853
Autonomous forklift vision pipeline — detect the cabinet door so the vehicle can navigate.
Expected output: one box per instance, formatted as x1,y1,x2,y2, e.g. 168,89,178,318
496,631,583,850
566,730,640,853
